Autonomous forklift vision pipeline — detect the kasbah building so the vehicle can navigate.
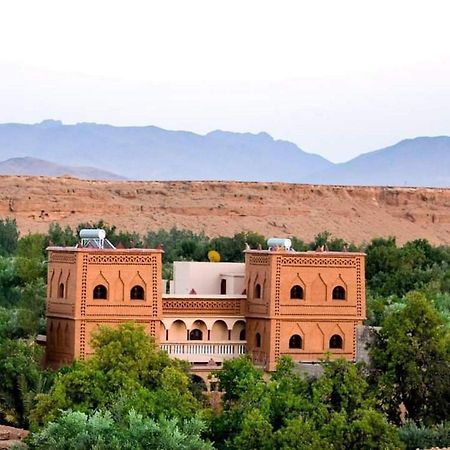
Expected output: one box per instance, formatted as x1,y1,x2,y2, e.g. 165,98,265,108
45,230,366,385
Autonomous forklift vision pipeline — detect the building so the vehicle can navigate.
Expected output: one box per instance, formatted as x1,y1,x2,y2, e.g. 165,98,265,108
45,232,366,373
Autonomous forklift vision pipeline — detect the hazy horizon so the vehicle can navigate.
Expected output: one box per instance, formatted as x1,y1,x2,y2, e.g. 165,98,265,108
1,1,450,163
1,117,447,166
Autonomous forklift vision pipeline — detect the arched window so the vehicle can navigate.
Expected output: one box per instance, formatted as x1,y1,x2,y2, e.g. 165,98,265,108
332,286,346,300
130,285,145,300
189,329,203,341
58,283,65,298
289,334,303,349
255,332,261,348
239,329,246,341
93,284,107,300
290,285,304,299
220,279,227,295
329,334,343,349
254,283,261,299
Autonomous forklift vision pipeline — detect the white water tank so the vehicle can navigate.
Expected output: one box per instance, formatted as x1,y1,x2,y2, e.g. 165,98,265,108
267,238,292,250
79,229,106,240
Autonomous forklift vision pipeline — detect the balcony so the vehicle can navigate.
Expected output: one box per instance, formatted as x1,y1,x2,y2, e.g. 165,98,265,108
160,341,246,363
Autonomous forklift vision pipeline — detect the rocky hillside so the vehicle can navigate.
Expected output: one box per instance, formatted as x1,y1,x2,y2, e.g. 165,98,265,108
1,176,449,245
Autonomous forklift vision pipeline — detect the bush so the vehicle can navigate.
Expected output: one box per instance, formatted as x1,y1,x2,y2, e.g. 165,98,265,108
25,409,213,450
399,421,450,450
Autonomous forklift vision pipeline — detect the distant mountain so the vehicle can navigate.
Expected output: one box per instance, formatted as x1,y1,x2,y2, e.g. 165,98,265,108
0,121,448,186
0,156,125,180
0,120,332,182
303,137,450,187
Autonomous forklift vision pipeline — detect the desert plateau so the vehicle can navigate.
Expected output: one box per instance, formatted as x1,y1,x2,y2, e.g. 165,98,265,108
1,175,449,245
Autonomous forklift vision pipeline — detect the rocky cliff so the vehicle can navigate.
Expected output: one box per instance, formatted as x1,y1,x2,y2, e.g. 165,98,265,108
1,176,449,245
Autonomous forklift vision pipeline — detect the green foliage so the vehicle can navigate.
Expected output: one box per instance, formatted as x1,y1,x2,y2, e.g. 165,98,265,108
15,233,46,284
145,227,210,263
398,421,450,450
365,237,450,297
210,356,402,450
289,236,308,251
31,323,202,426
215,355,264,403
46,223,77,247
314,358,372,414
428,290,450,325
25,409,214,450
308,231,359,251
17,233,46,260
145,227,266,265
272,417,330,450
312,231,332,248
231,408,273,450
210,232,266,262
369,291,450,424
0,256,21,307
114,230,143,248
0,337,50,428
210,356,270,449
0,218,19,256
1,219,449,443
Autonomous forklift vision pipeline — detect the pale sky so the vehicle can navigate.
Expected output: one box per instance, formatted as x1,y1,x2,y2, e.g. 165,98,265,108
1,0,449,162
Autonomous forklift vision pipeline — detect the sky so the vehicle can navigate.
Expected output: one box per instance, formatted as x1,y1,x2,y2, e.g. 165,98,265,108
0,0,449,162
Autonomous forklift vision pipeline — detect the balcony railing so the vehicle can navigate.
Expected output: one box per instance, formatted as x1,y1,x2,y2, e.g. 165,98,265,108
160,341,246,362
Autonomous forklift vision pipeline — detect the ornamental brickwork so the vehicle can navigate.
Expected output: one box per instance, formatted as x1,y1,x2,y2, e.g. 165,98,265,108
46,246,365,371
245,250,366,371
46,247,163,366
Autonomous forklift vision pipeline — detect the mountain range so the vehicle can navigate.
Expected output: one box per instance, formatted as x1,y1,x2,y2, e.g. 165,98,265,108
0,156,124,180
0,120,448,187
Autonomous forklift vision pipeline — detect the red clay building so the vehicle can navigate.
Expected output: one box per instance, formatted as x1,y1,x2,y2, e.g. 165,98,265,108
46,232,366,372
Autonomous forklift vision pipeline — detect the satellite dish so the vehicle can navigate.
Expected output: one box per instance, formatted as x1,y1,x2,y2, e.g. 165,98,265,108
208,250,221,262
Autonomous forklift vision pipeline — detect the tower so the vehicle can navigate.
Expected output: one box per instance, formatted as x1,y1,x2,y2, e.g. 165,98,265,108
245,248,366,371
45,231,163,367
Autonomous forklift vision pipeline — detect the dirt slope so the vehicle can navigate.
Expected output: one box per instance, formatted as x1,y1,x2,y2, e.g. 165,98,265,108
1,176,449,245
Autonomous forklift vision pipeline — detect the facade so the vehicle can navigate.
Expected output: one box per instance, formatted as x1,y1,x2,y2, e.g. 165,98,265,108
245,250,365,370
46,239,366,373
46,247,162,366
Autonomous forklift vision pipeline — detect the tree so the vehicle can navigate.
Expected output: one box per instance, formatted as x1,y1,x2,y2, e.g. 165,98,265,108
0,337,48,428
365,237,450,297
231,408,273,450
210,355,402,450
0,218,19,256
210,232,265,262
215,355,264,403
46,223,77,247
272,417,331,450
31,323,202,426
210,356,270,449
289,236,308,251
0,256,21,307
369,291,450,424
15,233,46,284
310,231,332,249
144,227,209,263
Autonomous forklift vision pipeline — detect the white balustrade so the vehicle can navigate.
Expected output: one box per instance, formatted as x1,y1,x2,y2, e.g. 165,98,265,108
160,341,246,360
